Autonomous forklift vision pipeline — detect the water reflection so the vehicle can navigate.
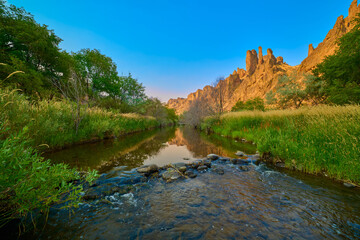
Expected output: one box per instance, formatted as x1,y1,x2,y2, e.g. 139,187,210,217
44,127,256,173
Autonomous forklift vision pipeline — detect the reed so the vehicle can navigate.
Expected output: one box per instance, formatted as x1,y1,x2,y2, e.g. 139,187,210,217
0,88,160,149
202,105,360,184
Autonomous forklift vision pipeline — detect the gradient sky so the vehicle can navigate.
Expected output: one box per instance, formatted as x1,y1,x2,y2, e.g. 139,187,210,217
8,0,355,101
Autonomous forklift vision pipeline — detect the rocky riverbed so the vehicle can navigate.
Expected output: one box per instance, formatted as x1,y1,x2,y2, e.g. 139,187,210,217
82,153,261,201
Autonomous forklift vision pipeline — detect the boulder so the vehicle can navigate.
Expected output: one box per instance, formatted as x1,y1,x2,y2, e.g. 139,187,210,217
162,169,182,182
137,164,159,175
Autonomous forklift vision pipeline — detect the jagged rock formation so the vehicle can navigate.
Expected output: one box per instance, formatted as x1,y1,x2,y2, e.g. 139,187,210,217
299,0,360,72
168,0,360,114
168,48,295,114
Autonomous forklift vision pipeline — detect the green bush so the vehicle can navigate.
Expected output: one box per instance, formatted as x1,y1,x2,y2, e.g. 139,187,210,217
0,123,97,226
232,97,265,111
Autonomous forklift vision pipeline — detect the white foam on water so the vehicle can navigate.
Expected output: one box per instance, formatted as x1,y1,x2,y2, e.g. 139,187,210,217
121,192,137,206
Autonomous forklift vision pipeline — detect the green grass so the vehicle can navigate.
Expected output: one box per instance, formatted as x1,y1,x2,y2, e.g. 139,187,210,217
0,88,161,149
202,106,360,184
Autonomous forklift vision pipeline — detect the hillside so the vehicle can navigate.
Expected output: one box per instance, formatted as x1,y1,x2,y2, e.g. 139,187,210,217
168,0,360,115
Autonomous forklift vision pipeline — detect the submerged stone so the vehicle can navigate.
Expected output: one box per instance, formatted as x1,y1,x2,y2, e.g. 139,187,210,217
212,167,225,175
197,165,208,171
238,165,251,172
83,184,132,200
185,170,197,178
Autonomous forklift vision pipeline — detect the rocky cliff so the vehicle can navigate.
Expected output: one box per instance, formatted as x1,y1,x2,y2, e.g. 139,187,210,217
168,0,360,114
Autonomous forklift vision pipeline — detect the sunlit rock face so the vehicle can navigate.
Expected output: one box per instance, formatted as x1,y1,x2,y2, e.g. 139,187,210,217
167,47,294,115
167,1,360,115
299,0,360,72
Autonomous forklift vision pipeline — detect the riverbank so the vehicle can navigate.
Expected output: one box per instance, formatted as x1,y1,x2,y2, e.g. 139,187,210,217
0,88,166,150
201,105,360,185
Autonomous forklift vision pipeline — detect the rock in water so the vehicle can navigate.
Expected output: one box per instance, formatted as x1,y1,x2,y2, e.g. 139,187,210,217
172,162,187,173
197,165,208,171
344,182,356,188
137,164,159,175
185,170,197,178
203,159,212,167
207,154,219,160
162,169,181,182
235,151,246,157
212,167,225,175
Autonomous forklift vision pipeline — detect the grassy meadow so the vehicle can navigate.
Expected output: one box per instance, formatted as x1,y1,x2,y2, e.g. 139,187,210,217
0,88,161,150
202,106,360,184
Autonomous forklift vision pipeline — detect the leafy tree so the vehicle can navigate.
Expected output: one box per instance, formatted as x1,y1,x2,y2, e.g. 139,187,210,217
231,100,245,112
266,72,307,108
244,97,265,111
313,16,360,104
73,49,146,105
117,73,146,105
0,1,69,97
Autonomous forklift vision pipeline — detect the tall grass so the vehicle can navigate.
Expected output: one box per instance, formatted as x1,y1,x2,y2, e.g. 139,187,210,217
202,106,360,184
0,88,160,149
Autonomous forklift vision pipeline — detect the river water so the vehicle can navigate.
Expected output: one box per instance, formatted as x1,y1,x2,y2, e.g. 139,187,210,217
14,127,360,239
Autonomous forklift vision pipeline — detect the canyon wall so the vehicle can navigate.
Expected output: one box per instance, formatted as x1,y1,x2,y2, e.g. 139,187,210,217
168,0,360,115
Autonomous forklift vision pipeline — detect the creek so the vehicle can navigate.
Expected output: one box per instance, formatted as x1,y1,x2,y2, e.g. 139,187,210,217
16,127,360,239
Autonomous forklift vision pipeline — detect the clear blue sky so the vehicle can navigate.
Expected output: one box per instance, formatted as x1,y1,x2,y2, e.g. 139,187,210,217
8,0,355,101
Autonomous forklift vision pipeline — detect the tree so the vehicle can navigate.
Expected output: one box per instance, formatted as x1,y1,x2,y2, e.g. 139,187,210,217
266,72,307,109
72,49,119,97
212,76,226,115
313,15,360,104
73,49,146,105
182,98,214,128
0,1,68,98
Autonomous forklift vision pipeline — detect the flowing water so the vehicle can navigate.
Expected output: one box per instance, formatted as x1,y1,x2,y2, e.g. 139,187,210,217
10,127,360,239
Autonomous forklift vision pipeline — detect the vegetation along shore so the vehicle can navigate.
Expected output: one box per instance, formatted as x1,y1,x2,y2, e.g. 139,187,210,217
201,105,360,185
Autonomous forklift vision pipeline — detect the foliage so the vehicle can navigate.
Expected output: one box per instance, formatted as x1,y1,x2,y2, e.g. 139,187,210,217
0,1,69,98
232,97,265,111
0,122,98,226
0,87,160,149
313,16,360,105
72,49,146,105
266,72,307,109
202,105,360,184
135,98,177,125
